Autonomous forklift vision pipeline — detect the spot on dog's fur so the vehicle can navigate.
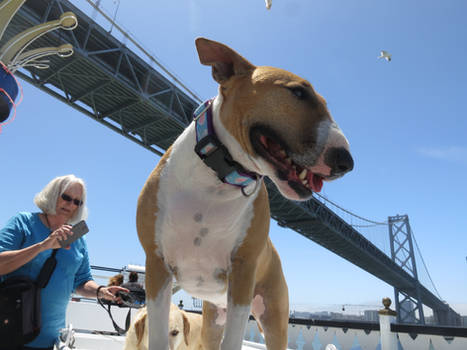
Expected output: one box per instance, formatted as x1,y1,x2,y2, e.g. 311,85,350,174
217,189,226,196
199,228,209,237
213,268,227,284
194,213,203,222
194,237,202,246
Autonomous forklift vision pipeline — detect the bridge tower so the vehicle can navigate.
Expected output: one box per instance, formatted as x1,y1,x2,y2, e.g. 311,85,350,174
388,214,425,324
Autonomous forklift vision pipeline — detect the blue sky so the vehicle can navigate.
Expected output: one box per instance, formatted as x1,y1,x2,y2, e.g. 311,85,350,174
1,0,466,315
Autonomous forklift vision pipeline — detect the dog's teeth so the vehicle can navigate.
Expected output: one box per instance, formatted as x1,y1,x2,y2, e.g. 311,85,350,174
301,179,308,185
299,169,307,180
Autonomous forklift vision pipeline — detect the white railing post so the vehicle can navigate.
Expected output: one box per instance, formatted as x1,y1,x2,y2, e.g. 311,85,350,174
378,297,398,350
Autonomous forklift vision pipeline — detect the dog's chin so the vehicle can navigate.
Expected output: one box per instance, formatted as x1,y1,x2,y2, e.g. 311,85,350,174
250,125,324,200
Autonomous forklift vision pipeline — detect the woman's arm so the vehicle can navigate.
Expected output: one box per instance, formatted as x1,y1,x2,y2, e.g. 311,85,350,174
0,224,73,275
0,242,46,275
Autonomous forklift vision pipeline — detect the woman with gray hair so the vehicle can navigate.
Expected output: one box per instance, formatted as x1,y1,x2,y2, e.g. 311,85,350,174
0,174,127,350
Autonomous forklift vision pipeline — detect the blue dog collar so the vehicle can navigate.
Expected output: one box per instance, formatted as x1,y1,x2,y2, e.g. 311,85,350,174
194,99,260,193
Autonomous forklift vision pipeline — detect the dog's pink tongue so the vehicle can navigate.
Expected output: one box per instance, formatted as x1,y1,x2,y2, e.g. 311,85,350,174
309,173,323,192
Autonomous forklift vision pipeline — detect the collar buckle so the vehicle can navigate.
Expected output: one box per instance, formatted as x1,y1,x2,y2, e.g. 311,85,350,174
195,134,237,181
193,99,261,195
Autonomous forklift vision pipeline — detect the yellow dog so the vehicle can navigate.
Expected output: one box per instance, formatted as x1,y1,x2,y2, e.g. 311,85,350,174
124,304,203,350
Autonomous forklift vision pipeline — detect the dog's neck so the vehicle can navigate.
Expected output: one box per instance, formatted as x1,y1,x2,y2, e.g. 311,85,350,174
194,97,261,196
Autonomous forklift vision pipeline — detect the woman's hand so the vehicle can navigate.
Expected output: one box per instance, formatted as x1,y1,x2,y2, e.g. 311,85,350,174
98,286,129,303
41,224,73,250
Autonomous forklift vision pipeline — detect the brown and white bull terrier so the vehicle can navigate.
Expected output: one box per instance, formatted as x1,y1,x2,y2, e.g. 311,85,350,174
136,38,353,350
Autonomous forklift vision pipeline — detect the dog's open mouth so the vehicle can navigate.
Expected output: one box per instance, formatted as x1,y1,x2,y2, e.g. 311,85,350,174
250,126,323,193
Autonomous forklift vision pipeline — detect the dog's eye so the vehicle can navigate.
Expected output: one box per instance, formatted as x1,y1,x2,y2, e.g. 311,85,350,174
289,86,307,100
170,330,179,337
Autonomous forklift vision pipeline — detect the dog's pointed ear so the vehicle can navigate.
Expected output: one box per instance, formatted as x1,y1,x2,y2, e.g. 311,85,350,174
195,37,255,85
182,312,190,346
134,311,147,346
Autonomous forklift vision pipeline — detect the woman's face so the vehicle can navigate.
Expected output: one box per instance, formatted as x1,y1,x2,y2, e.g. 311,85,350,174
55,183,83,221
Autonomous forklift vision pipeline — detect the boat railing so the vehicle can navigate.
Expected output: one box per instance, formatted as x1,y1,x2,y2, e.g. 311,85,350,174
173,308,467,350
84,266,467,350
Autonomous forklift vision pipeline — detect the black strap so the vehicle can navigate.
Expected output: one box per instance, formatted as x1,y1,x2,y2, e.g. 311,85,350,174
97,297,131,335
36,249,58,289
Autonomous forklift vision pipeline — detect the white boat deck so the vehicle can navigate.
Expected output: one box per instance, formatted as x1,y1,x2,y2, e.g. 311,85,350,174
72,332,267,350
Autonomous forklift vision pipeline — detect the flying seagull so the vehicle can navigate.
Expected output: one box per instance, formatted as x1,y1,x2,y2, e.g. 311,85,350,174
265,0,272,9
378,50,392,62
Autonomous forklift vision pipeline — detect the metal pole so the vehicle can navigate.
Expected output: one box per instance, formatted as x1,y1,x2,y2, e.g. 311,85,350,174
379,298,398,350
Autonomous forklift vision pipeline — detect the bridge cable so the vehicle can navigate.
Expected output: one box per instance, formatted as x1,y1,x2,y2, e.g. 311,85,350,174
411,230,443,300
314,193,388,226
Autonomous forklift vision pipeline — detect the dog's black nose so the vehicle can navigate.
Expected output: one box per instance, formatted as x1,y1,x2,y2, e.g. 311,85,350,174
325,147,354,176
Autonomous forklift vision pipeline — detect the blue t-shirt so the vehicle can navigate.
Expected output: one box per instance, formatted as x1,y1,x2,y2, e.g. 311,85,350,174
0,212,93,348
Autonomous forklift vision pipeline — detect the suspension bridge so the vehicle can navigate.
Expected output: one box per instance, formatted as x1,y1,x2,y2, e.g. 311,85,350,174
2,0,460,326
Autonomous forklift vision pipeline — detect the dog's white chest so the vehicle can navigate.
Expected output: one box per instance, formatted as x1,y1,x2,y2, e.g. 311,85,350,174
154,125,257,307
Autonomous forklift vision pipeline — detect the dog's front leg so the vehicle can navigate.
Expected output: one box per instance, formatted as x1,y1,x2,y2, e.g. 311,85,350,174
146,253,173,350
221,256,256,350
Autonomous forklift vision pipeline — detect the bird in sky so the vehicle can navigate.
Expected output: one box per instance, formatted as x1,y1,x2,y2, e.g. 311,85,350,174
378,50,392,62
265,0,272,10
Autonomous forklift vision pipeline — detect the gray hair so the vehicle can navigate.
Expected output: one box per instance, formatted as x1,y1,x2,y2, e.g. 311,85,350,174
34,174,88,224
